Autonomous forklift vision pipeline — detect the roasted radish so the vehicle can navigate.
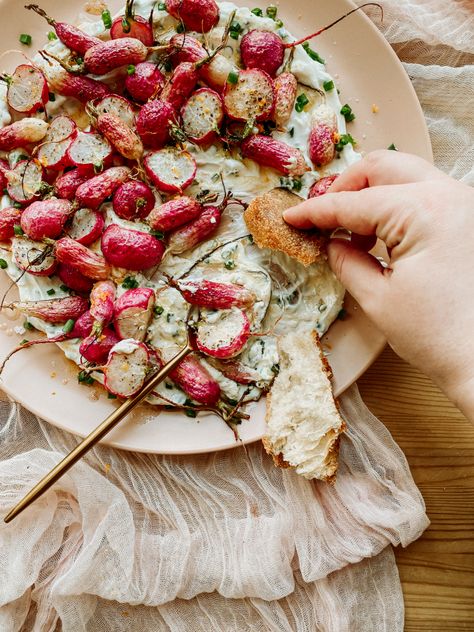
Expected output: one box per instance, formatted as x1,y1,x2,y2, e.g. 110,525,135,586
110,0,154,46
223,69,274,122
67,132,113,169
135,99,176,149
308,174,338,198
14,295,89,323
144,147,196,194
26,4,101,54
75,166,131,209
147,196,201,232
12,238,57,276
161,62,199,111
0,118,48,151
90,280,116,332
169,354,220,405
52,73,111,104
57,263,94,294
0,207,22,241
308,105,338,167
165,0,219,33
167,205,220,254
181,88,223,145
5,64,48,114
95,95,136,128
37,115,77,170
55,237,110,280
20,198,72,240
95,113,143,161
273,72,298,127
177,279,255,309
124,62,165,102
84,38,149,76
196,308,250,359
241,135,309,176
54,167,94,200
112,180,155,220
80,328,119,365
103,340,150,397
101,224,165,270
240,30,284,77
68,207,105,246
6,159,45,204
114,287,155,341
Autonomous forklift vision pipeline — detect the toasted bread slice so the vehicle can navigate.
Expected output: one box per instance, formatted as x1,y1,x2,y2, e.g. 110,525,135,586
263,330,345,481
244,188,326,266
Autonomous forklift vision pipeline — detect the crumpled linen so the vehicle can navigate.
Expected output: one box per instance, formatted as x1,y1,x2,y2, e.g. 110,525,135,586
1,0,473,629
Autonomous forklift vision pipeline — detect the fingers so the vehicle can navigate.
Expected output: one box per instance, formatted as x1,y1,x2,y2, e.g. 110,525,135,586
327,239,388,308
329,150,443,193
283,184,411,235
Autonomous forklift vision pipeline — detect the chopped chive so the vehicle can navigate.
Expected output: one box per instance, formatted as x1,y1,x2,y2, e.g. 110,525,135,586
127,64,136,75
48,92,56,102
107,392,117,399
251,7,263,16
176,22,185,33
154,305,164,316
62,318,75,334
122,276,139,289
0,258,7,269
101,9,112,29
274,18,283,27
388,143,398,151
158,1,167,9
13,224,24,236
340,103,355,122
280,176,302,192
295,93,309,112
163,59,172,72
150,229,164,239
227,70,239,85
78,370,95,385
19,33,32,46
229,21,243,39
334,133,356,153
60,284,69,293
165,382,173,389
224,260,235,270
46,288,56,296
288,127,294,137
13,202,23,210
185,408,197,418
266,5,278,19
271,363,280,375
323,80,334,92
20,339,29,346
24,320,34,331
302,41,325,64
47,31,57,41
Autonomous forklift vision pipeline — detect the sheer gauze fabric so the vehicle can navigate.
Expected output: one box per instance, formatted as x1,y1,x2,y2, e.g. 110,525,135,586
0,0,473,629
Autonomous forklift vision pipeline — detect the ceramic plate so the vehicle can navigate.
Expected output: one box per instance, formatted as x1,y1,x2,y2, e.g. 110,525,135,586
0,0,432,454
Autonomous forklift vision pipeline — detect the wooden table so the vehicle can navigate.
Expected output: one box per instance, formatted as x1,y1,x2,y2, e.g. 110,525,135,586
358,346,474,631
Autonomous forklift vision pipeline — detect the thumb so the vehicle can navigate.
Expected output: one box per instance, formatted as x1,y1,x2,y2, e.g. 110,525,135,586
328,238,388,311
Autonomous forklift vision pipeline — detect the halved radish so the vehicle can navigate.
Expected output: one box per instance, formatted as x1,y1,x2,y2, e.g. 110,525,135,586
68,208,105,245
104,340,150,397
114,287,155,341
67,132,113,168
101,224,165,270
79,328,120,365
181,88,223,145
95,94,136,128
0,206,22,241
0,118,48,151
35,115,77,170
20,198,72,240
12,237,57,276
45,115,77,143
6,64,49,114
223,69,274,122
6,159,44,204
196,308,250,359
144,147,197,194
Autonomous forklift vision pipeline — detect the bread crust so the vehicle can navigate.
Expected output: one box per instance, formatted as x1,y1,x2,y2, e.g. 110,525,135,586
263,330,345,482
244,188,326,266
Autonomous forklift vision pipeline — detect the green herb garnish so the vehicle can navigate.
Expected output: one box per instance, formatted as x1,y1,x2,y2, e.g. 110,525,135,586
388,143,398,151
122,276,139,289
229,21,243,39
251,7,263,16
302,41,324,64
227,70,239,85
127,64,136,75
271,363,280,375
185,408,197,418
295,93,309,112
24,320,34,331
176,22,185,33
46,288,56,296
101,9,112,29
165,382,173,389
323,80,334,92
0,258,7,269
158,1,167,9
107,392,117,399
62,318,75,334
19,34,32,46
48,92,56,102
78,370,95,385
13,224,24,236
266,5,278,19
337,308,347,320
340,103,355,122
288,127,294,137
154,305,164,316
47,31,57,41
224,260,235,270
59,284,69,293
334,133,356,153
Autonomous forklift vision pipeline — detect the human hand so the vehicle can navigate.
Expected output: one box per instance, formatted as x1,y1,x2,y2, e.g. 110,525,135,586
283,150,474,419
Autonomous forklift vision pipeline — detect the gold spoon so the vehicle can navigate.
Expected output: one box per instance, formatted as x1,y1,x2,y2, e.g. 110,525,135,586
3,340,194,524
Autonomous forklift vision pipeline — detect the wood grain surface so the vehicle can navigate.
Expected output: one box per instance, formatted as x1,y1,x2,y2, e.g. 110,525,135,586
358,346,474,631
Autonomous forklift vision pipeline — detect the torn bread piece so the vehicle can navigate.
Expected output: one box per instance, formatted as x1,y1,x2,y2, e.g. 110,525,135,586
263,330,345,481
244,188,326,266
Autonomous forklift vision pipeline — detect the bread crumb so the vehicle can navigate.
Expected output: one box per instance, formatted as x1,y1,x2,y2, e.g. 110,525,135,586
88,391,100,401
50,371,56,378
372,103,379,113
83,0,108,14
104,463,111,474
51,391,56,396
62,378,69,385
